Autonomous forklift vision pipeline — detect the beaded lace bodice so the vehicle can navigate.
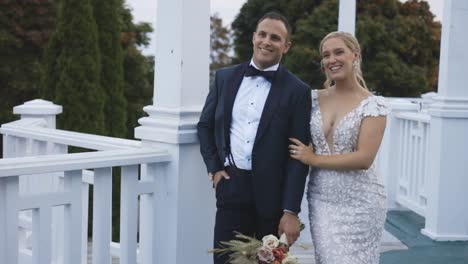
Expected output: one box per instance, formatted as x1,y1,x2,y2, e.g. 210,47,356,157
310,89,390,156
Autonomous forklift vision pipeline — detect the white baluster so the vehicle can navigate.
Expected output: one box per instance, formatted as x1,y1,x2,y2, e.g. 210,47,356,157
3,135,17,158
64,170,83,264
0,176,19,263
32,206,52,264
139,163,166,264
92,167,113,264
81,181,89,264
120,165,139,264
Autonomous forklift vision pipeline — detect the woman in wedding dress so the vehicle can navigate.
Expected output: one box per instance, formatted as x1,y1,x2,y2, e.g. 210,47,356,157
289,31,388,264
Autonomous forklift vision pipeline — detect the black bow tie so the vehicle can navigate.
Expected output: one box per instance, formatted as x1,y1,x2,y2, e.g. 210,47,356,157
244,65,276,82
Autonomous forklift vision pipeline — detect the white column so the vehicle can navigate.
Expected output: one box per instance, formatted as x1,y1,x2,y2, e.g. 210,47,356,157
422,0,468,241
134,0,214,263
338,0,356,35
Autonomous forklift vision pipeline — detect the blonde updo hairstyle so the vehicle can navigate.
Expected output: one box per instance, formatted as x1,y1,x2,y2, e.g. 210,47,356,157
319,31,368,90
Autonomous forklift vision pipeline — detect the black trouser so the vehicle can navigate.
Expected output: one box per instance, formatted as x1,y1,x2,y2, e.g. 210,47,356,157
213,166,280,264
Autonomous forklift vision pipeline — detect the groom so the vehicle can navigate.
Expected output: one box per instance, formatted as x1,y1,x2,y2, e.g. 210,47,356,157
197,12,311,263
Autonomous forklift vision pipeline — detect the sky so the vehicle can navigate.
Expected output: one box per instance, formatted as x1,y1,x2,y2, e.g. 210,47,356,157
125,0,444,55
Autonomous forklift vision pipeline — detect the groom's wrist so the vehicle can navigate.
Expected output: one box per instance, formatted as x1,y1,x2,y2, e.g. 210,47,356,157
283,209,298,217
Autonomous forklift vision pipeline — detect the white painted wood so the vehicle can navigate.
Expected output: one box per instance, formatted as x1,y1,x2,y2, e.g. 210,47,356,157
32,207,52,264
0,178,7,261
422,0,468,241
119,165,139,264
18,192,72,210
133,0,214,263
394,116,430,217
3,135,16,158
0,123,141,151
63,170,83,264
81,182,89,264
0,177,19,263
338,0,356,35
0,148,170,177
375,98,419,210
139,163,166,264
13,100,62,129
92,167,112,264
134,0,210,144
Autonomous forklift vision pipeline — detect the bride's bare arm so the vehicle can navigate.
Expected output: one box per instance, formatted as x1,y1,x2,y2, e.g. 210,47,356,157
289,116,386,170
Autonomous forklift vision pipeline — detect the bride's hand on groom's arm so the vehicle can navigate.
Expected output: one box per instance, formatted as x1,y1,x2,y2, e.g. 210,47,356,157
288,138,316,165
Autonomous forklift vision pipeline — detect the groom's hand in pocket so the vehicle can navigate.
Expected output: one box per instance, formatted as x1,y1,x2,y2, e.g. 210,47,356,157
211,170,230,189
278,212,301,245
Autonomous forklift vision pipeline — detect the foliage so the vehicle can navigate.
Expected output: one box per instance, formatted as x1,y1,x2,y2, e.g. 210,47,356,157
42,0,106,135
210,13,233,82
0,0,56,126
231,0,323,64
120,4,154,140
93,0,127,138
232,0,441,97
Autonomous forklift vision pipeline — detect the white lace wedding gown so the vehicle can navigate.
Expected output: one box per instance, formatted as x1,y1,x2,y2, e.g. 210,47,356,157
307,89,388,264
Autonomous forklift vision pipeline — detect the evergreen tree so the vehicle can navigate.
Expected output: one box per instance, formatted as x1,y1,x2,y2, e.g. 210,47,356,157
0,0,56,124
42,0,105,134
93,0,127,138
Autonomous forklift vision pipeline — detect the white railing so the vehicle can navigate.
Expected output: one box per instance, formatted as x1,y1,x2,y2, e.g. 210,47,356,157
376,97,432,217
0,102,172,264
393,112,431,216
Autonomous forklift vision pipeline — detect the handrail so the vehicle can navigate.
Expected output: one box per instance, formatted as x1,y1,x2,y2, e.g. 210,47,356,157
0,148,171,177
394,111,431,123
1,119,141,150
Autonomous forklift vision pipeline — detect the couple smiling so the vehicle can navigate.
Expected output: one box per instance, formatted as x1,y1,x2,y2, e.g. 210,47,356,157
198,11,388,264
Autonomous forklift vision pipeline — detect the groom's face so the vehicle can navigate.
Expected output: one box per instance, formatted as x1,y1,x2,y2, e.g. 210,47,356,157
252,18,291,70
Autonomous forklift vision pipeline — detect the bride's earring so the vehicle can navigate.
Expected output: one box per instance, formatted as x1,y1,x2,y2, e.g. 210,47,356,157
352,60,358,69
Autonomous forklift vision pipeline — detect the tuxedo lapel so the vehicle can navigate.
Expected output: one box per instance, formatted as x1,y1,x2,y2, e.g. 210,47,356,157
224,63,248,146
254,65,285,145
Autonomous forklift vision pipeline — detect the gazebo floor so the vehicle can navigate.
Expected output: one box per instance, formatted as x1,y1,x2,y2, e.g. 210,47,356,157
86,210,468,264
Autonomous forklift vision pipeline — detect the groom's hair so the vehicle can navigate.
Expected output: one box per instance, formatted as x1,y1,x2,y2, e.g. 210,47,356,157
256,11,292,39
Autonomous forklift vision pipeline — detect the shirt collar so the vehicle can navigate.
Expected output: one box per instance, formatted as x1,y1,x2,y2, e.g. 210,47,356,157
249,59,279,72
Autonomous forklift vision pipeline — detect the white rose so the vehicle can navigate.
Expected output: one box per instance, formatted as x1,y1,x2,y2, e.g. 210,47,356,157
282,255,298,264
279,233,288,245
262,234,279,249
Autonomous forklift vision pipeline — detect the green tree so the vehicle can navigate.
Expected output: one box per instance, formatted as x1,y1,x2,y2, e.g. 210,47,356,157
232,0,441,97
93,0,127,138
210,13,233,81
42,0,105,134
231,0,323,63
120,4,154,140
0,0,56,125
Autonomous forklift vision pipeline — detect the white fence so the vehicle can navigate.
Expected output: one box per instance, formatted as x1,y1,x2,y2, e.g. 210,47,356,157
0,102,171,264
377,98,431,217
393,112,431,216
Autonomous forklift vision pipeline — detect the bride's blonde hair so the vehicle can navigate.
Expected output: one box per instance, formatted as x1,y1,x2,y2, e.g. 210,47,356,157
319,31,368,90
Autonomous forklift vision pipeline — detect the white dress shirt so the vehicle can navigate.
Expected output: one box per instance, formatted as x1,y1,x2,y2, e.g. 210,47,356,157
224,60,279,170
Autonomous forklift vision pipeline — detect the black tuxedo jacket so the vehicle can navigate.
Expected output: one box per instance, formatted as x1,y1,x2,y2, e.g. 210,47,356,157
197,62,311,218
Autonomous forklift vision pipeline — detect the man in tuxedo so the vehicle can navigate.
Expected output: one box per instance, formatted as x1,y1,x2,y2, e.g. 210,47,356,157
197,12,311,263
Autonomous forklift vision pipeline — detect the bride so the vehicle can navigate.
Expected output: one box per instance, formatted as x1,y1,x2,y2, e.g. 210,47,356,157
289,31,388,264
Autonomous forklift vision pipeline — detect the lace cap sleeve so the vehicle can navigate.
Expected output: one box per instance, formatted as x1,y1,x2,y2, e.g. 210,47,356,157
311,89,319,109
360,96,389,117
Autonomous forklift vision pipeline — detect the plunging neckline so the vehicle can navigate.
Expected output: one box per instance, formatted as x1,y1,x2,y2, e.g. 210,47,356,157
315,92,372,154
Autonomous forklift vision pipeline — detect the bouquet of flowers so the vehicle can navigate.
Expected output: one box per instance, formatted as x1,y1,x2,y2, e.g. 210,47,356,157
210,232,301,264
